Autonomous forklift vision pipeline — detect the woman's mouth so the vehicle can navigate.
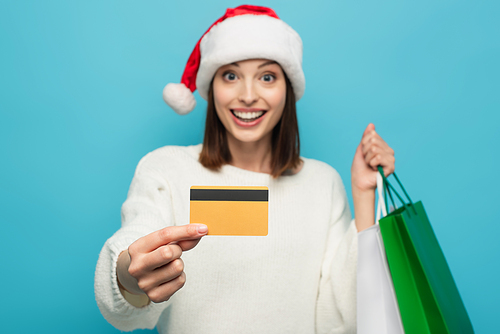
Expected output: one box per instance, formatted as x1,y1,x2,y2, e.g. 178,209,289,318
230,109,267,122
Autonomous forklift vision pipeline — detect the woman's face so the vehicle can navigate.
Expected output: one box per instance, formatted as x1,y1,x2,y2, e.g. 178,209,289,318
212,59,287,145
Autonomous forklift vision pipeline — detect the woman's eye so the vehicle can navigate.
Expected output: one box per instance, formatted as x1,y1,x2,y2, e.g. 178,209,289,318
262,74,275,82
224,72,237,81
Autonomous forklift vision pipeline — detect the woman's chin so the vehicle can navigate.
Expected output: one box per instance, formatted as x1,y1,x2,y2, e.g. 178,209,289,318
228,129,267,145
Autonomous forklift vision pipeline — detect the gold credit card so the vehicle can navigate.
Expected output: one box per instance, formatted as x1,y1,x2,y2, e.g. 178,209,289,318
190,186,268,236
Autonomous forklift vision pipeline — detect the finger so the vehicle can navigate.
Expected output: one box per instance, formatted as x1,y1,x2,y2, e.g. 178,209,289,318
363,140,394,160
142,244,183,271
379,163,395,177
385,155,396,175
361,132,390,152
364,145,394,164
177,238,203,252
131,224,208,254
137,258,185,293
156,258,184,286
361,135,380,155
362,123,375,137
384,165,395,177
363,144,379,162
147,272,187,304
368,154,395,175
368,154,384,171
361,125,376,142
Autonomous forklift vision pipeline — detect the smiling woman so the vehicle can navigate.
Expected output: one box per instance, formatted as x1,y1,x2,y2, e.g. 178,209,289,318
95,4,396,334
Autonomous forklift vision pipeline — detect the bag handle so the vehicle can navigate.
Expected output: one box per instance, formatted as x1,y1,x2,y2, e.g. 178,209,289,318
377,166,417,216
375,172,387,223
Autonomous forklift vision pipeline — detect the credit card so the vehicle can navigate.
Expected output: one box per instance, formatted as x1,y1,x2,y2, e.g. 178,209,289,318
190,186,268,236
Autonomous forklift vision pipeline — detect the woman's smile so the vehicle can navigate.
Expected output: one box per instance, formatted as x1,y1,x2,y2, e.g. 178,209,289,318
229,108,268,127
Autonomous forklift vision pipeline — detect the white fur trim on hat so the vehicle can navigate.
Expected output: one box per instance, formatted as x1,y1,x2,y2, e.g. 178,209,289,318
196,15,305,101
163,83,196,115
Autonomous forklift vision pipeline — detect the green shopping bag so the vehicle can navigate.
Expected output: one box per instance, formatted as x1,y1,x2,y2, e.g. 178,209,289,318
376,167,474,334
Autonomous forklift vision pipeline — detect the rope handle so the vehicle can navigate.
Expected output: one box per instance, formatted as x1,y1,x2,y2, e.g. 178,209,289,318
376,166,417,216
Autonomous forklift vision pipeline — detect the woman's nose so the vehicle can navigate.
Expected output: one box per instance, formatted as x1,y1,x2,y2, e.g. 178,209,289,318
238,81,258,105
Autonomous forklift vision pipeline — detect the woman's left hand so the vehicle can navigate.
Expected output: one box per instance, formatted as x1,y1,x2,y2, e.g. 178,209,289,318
351,123,395,193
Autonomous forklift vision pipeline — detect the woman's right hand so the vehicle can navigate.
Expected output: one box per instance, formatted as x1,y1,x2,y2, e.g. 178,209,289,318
116,224,208,304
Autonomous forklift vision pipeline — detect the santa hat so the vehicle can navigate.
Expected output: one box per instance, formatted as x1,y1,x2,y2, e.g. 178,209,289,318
163,5,305,115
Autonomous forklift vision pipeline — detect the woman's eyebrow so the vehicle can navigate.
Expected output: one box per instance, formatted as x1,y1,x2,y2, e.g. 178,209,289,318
258,60,277,68
228,61,277,68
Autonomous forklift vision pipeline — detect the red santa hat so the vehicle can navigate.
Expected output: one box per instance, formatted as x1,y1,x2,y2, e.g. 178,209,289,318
163,5,305,115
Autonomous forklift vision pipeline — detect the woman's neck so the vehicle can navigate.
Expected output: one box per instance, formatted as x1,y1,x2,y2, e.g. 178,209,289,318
226,132,273,174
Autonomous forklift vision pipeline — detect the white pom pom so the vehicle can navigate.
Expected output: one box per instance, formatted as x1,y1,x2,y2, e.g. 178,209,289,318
162,83,196,115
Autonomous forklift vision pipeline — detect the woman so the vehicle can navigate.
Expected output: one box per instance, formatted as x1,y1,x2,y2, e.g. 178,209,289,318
95,5,395,334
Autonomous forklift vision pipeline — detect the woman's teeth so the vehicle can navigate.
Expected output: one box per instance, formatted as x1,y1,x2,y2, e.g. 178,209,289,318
232,110,265,122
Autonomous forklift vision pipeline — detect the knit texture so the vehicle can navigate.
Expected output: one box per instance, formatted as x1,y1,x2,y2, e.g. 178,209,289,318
94,144,358,333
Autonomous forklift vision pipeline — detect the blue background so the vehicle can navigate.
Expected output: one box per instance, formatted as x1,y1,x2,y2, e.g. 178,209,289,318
1,0,498,332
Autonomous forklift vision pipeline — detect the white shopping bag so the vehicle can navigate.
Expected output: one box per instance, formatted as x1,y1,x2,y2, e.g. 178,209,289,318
357,172,404,334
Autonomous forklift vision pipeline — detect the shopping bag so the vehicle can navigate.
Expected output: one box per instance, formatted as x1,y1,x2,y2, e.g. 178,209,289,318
377,166,474,334
357,172,404,334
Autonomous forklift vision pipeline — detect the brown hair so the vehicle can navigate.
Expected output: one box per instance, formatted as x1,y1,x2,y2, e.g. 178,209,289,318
199,73,301,179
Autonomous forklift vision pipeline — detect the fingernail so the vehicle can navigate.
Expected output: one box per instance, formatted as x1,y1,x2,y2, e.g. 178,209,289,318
197,225,208,233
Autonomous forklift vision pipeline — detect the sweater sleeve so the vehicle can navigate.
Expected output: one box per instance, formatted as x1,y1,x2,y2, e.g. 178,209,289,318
94,152,176,331
315,170,358,334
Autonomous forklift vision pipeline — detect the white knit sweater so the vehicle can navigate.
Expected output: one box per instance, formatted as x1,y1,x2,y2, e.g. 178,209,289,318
94,144,358,333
